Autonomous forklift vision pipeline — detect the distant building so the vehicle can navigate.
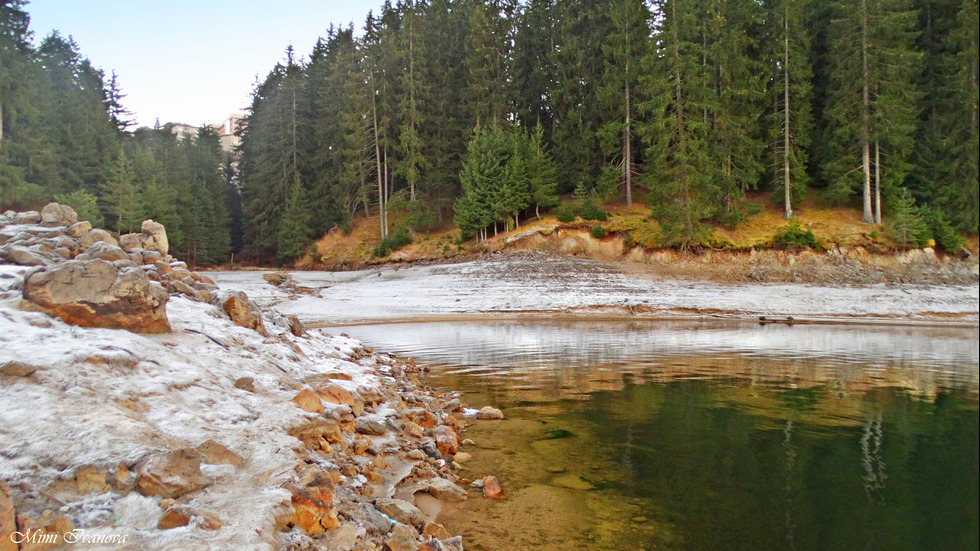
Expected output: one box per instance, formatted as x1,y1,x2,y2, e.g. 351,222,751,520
169,113,245,154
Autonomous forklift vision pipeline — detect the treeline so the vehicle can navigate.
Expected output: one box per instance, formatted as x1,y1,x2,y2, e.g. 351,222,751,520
239,0,977,261
0,0,237,265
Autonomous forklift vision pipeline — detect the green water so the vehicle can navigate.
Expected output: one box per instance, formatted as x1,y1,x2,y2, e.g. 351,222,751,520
339,321,980,550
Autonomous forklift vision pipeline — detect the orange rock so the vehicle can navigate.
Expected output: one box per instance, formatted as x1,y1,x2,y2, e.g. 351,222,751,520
422,521,451,540
433,426,460,457
1,479,15,551
75,466,110,493
482,476,506,499
316,383,355,407
290,480,340,536
136,448,212,499
197,439,243,467
288,420,344,449
158,504,223,530
221,291,268,336
291,388,323,413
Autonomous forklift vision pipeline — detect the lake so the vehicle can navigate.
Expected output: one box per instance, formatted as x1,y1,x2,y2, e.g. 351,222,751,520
336,320,979,551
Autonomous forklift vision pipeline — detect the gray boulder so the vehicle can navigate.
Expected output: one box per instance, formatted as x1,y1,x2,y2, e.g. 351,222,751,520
40,202,78,227
21,259,170,333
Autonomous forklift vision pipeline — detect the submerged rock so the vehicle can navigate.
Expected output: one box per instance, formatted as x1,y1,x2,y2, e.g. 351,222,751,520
475,406,504,420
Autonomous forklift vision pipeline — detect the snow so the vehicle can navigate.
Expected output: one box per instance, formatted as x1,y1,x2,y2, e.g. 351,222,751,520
209,255,979,325
0,284,389,550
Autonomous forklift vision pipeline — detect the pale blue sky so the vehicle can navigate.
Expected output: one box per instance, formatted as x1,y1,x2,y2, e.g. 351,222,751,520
26,0,380,127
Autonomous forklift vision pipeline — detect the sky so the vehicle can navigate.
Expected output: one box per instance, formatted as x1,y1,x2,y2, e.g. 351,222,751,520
26,0,381,128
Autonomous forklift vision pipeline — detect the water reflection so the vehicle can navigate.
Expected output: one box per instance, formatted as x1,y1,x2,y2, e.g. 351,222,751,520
336,321,979,550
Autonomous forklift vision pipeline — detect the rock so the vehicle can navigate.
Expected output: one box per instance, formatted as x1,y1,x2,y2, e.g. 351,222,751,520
12,211,40,225
21,260,170,333
171,279,204,302
118,232,143,252
317,383,355,407
75,466,110,493
221,291,268,336
453,452,472,463
355,417,388,436
482,476,506,499
1,361,39,377
406,450,426,461
234,377,256,392
291,476,340,536
39,203,77,227
440,536,464,551
422,522,451,541
77,240,129,262
402,421,425,439
361,504,393,536
375,498,424,529
384,524,420,551
0,245,55,266
158,503,223,530
197,439,243,467
136,448,212,498
319,523,362,551
263,271,291,287
78,228,118,250
14,514,74,551
288,420,344,449
66,220,92,238
476,406,504,420
291,388,324,413
432,426,459,457
424,478,468,502
140,219,168,255
1,479,15,551
284,314,305,336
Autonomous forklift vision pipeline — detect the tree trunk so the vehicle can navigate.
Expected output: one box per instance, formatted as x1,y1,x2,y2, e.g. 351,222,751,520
860,0,874,224
783,4,793,221
874,140,882,224
372,82,386,240
625,78,633,207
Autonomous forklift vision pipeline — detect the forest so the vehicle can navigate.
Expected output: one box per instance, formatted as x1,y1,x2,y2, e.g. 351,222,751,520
1,0,978,265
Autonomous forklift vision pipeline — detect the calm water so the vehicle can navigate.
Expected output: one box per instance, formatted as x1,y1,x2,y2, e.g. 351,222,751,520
338,321,980,551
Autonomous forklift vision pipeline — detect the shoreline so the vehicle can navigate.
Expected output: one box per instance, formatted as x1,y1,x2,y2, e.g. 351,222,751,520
310,310,980,330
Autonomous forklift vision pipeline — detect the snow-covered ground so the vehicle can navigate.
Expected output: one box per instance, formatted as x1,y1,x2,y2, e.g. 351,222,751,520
210,254,980,326
1,270,387,550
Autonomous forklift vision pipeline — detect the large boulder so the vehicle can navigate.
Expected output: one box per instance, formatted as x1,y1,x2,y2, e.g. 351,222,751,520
21,259,170,333
140,219,168,256
39,202,77,228
78,228,119,250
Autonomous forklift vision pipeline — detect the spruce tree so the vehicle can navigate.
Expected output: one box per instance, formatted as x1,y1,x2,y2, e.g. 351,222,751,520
821,0,920,224
641,0,717,248
598,0,650,206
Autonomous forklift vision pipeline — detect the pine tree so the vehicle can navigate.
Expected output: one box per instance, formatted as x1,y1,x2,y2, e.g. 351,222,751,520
764,0,813,219
525,121,560,217
821,0,920,224
598,0,650,206
277,184,310,265
641,0,717,248
394,0,428,204
101,150,144,234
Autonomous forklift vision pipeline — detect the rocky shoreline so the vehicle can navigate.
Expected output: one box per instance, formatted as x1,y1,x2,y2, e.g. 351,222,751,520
1,204,498,551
